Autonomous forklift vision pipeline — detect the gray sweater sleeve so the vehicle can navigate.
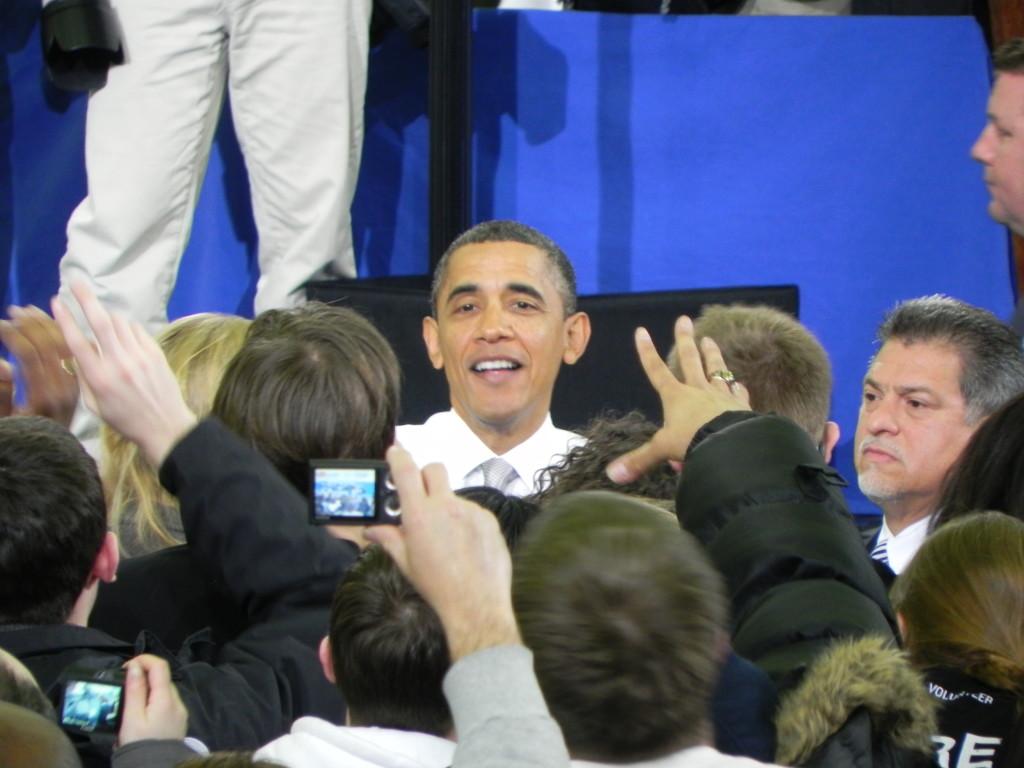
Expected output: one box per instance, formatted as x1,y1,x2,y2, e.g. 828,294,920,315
443,645,570,768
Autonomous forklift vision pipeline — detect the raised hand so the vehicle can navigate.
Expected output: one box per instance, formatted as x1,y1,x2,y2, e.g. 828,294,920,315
607,315,750,484
0,305,79,427
51,282,196,466
365,445,520,661
118,655,188,745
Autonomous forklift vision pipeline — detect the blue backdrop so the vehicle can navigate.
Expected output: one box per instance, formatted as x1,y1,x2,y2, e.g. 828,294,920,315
0,8,1012,513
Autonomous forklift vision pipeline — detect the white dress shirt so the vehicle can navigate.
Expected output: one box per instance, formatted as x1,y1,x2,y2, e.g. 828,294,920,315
395,410,583,497
874,515,932,575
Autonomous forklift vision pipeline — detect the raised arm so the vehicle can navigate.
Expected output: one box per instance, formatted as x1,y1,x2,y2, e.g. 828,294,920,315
52,282,196,466
367,446,570,768
606,315,750,484
53,283,354,616
0,305,80,427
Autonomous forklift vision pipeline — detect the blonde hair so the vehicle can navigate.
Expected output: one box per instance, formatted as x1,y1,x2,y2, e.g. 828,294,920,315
668,304,832,444
101,313,250,556
891,512,1024,697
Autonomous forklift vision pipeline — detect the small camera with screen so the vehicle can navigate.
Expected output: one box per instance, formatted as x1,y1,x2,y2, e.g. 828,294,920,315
309,459,401,525
58,666,126,736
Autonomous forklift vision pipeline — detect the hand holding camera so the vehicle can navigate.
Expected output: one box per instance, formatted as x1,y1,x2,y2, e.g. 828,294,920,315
117,655,188,745
52,282,198,467
365,446,520,661
310,459,401,526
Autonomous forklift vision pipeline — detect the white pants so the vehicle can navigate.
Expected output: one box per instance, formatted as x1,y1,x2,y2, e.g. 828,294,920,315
59,0,372,333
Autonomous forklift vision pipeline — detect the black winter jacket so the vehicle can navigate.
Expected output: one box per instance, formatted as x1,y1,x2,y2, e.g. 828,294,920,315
675,412,898,691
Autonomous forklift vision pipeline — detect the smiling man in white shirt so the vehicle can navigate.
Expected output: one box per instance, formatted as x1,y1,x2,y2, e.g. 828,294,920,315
396,221,591,496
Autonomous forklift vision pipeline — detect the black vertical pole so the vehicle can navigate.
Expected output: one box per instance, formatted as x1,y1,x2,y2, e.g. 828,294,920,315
428,0,473,272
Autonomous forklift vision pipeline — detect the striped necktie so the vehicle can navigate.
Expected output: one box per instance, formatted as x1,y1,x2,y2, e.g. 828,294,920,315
479,457,519,494
870,536,890,567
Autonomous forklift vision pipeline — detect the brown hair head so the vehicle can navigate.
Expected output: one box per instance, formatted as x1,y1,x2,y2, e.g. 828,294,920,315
668,304,832,444
533,410,678,505
891,512,1024,697
513,491,725,762
213,303,400,493
994,38,1024,75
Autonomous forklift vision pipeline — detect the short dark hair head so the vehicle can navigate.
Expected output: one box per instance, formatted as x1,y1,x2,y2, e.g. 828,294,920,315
328,547,452,735
534,410,679,505
0,417,106,624
876,295,1024,424
994,38,1024,75
513,491,726,762
430,220,578,316
670,305,832,443
213,303,400,493
935,391,1024,528
456,486,540,552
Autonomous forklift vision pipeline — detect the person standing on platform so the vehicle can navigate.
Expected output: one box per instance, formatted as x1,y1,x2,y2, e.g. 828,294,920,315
53,0,372,333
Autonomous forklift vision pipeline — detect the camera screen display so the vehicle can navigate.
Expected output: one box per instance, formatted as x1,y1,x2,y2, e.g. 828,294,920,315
60,679,123,734
313,467,378,521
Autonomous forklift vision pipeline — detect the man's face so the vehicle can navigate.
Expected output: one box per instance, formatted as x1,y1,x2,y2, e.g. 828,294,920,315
854,339,976,524
423,241,590,444
971,71,1024,236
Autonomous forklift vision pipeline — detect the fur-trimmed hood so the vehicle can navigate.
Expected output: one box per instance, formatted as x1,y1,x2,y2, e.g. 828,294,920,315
774,635,937,766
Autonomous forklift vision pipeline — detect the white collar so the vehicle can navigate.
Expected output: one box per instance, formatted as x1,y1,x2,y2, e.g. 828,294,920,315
401,410,582,495
877,514,932,575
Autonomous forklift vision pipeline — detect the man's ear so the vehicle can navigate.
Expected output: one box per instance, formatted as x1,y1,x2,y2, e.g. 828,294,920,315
319,636,336,683
561,312,591,366
821,420,841,464
92,531,119,585
422,316,444,371
896,611,907,642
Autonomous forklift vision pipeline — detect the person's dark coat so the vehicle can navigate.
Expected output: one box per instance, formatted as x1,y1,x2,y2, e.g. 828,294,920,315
675,412,898,692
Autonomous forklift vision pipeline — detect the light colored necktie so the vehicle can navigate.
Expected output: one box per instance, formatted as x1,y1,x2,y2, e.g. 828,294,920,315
870,537,890,567
479,457,519,494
